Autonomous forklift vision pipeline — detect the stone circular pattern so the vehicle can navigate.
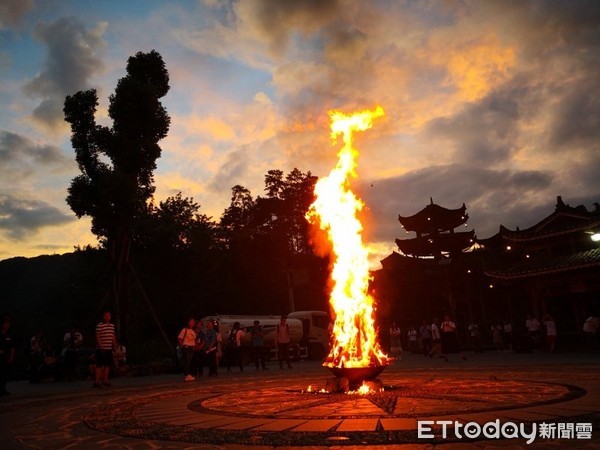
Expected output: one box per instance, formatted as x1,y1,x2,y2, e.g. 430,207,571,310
85,378,587,446
193,378,578,418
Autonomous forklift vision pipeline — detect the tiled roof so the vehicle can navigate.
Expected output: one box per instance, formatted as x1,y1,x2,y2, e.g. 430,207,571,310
499,218,600,242
486,248,600,280
398,201,468,233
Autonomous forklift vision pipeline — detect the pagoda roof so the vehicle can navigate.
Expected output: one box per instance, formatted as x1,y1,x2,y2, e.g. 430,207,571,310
395,230,475,257
486,248,600,280
498,196,600,242
398,198,468,233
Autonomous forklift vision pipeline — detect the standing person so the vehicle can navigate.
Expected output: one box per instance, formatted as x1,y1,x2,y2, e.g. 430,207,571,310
525,314,542,349
94,311,117,388
468,321,482,353
276,316,292,369
0,317,15,395
407,325,418,353
419,320,432,357
62,326,83,380
204,320,218,376
251,320,267,370
543,314,557,352
429,318,442,359
492,324,504,352
191,320,205,378
226,322,245,371
583,316,599,352
389,321,402,358
215,322,223,369
502,320,513,352
114,340,127,375
178,318,196,381
28,329,46,383
440,315,459,354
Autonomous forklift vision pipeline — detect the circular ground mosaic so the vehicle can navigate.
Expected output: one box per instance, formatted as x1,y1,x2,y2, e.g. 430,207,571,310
85,376,590,446
193,378,581,418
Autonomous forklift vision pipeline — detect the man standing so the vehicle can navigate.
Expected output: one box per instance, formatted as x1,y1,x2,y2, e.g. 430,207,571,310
429,318,443,359
583,316,599,352
226,322,245,372
94,311,117,388
63,326,83,380
0,317,15,395
251,320,267,370
204,320,218,376
419,320,432,357
276,316,292,369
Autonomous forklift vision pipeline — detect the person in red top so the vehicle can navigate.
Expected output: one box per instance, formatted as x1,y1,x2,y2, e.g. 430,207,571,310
94,311,117,388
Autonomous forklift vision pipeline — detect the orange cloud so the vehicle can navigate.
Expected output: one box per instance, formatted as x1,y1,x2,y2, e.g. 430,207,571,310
430,34,515,102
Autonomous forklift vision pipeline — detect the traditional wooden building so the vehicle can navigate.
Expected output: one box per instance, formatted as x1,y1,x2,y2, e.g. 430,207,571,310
374,196,600,348
374,200,478,331
395,198,475,259
478,196,600,334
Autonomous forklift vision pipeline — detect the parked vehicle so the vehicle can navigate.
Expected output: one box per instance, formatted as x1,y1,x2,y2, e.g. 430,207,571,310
201,311,330,362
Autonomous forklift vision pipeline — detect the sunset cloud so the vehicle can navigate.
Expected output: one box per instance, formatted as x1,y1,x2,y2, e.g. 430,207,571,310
23,17,106,131
0,0,598,263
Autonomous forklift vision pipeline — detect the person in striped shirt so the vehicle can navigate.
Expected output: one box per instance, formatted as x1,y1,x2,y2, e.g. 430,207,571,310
94,311,117,388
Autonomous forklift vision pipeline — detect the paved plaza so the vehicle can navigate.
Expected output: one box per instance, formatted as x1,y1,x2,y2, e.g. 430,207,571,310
0,352,599,449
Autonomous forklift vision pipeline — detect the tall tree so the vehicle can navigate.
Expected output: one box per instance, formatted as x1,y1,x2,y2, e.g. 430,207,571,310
64,50,170,338
135,192,217,252
263,168,317,254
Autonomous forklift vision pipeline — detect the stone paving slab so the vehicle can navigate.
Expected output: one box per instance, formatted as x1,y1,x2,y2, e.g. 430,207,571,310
291,419,342,432
252,419,309,431
379,418,418,430
217,418,277,430
335,418,380,432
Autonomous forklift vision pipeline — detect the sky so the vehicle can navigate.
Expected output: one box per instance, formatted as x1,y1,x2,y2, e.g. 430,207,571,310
1,0,599,266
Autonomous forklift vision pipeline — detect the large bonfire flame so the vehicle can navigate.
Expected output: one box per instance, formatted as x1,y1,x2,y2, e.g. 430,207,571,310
307,106,389,369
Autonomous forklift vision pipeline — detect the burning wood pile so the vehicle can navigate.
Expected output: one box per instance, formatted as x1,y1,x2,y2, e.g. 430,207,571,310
307,107,389,393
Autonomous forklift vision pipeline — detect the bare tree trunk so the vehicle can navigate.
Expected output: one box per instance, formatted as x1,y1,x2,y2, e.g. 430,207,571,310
110,228,132,342
129,263,177,361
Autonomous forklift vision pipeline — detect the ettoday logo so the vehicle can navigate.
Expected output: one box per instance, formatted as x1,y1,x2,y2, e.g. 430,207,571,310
418,420,592,444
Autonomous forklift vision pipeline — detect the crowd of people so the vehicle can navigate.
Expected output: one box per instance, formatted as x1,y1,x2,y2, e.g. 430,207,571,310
0,312,127,393
1,310,599,395
388,313,600,360
176,315,294,382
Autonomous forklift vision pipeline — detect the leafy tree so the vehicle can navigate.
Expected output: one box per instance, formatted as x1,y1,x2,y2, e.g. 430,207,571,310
219,185,256,243
262,168,317,254
135,192,218,252
64,50,170,337
215,169,320,312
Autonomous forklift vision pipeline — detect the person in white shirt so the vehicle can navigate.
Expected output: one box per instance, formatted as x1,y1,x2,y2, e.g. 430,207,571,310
178,318,197,381
543,314,557,352
440,315,459,354
583,316,599,352
525,314,542,349
429,318,442,358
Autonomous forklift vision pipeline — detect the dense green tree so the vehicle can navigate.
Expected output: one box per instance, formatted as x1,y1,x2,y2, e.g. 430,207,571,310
64,50,171,338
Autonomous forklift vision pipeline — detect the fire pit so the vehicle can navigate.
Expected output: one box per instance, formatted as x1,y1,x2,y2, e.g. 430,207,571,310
306,107,390,394
327,365,387,386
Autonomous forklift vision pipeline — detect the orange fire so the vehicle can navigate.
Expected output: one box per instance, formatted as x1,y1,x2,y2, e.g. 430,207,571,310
307,106,388,369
